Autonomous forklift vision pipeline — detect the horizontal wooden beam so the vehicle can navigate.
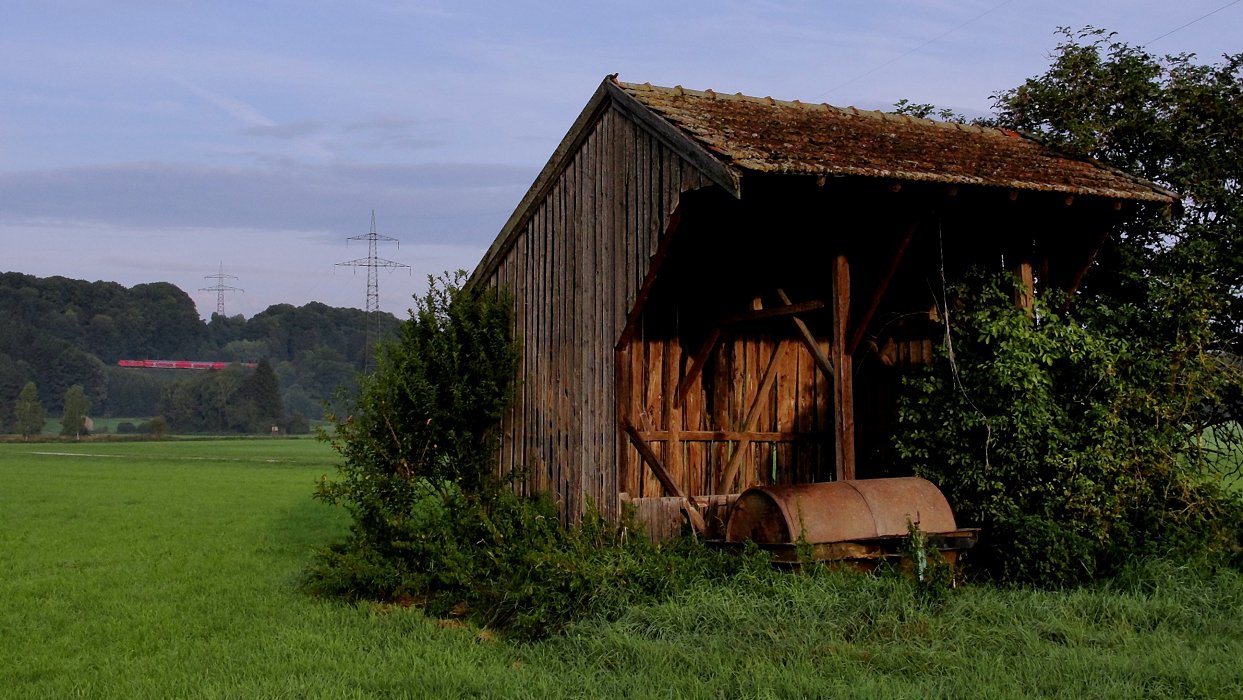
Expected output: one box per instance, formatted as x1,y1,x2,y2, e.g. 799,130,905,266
718,300,825,326
637,430,824,443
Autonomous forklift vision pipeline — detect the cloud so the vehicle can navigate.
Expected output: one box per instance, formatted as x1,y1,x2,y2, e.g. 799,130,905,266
0,160,535,246
243,121,322,140
174,78,275,129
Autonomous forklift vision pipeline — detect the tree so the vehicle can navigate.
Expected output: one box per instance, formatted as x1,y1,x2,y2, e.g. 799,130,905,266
893,29,1243,586
14,381,46,439
238,358,283,433
992,27,1242,355
316,272,519,567
895,276,1238,586
60,384,91,439
147,416,168,438
0,353,28,432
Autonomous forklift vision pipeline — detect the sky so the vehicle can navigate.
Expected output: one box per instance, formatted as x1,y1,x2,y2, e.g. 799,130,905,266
2,1,1238,320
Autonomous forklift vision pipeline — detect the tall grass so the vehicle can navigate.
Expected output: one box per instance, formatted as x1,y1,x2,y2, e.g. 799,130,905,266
2,440,1241,698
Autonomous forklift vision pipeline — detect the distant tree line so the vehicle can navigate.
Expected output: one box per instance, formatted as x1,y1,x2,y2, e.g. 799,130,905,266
0,272,400,434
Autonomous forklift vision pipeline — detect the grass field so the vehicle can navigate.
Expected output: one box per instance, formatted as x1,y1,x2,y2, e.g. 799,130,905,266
3,439,1242,698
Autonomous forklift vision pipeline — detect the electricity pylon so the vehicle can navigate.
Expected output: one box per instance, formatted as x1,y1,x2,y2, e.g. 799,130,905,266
337,211,409,371
200,261,242,316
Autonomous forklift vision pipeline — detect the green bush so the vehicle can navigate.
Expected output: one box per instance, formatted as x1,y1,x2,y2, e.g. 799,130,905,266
894,274,1243,586
307,486,765,638
308,272,775,638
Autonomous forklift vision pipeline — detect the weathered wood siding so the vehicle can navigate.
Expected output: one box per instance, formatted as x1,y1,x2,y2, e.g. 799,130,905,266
482,104,713,522
621,330,835,500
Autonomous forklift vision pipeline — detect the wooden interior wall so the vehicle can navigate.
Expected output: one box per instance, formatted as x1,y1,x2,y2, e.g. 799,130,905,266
621,329,835,500
484,103,713,523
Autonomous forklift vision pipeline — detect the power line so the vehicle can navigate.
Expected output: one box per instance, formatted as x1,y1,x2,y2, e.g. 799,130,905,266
820,0,1017,99
1144,0,1241,47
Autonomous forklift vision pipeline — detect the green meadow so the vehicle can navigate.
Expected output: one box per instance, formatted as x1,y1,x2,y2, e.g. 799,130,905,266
3,439,1242,698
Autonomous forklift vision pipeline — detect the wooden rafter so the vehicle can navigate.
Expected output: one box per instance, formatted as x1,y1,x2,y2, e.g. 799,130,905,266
616,208,683,350
676,328,722,402
775,289,833,380
847,221,917,355
622,418,686,500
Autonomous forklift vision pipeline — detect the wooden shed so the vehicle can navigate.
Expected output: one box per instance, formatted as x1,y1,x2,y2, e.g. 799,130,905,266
470,76,1176,532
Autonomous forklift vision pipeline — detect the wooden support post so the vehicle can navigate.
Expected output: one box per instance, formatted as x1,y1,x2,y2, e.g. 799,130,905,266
662,336,683,495
831,254,856,481
616,342,632,497
1014,259,1034,316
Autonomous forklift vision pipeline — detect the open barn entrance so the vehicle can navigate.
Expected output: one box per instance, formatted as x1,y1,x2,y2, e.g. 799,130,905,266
615,179,1119,535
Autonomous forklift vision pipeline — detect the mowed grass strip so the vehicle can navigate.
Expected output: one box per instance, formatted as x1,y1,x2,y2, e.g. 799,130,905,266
3,440,1243,698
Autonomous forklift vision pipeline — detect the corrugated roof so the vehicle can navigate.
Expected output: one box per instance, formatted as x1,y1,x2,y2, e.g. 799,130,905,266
617,80,1177,203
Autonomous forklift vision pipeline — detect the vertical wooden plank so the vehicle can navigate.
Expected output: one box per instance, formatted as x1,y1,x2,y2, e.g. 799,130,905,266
683,335,706,496
510,244,521,485
630,324,646,495
796,338,815,483
573,122,593,522
594,108,612,519
521,209,533,497
832,254,856,481
536,203,548,497
776,339,797,484
712,333,730,493
553,154,567,504
663,331,684,493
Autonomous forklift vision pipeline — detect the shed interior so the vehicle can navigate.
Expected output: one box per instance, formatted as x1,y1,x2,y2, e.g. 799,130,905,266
617,175,1127,531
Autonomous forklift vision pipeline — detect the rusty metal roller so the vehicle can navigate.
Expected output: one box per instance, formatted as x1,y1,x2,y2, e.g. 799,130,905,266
724,477,959,545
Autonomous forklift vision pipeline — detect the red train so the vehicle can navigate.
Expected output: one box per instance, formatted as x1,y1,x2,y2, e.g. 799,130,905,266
116,360,258,370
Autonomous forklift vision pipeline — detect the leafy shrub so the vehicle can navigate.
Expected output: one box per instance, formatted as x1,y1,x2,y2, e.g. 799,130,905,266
308,272,777,638
894,274,1243,587
307,486,765,638
318,271,518,506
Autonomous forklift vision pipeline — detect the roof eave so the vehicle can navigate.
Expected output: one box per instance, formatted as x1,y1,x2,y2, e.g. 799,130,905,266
605,80,741,198
468,77,743,289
